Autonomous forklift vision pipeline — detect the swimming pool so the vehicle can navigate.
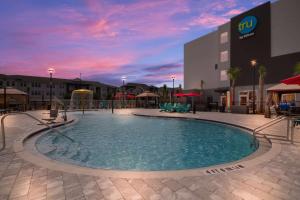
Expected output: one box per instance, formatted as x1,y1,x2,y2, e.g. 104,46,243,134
36,112,258,171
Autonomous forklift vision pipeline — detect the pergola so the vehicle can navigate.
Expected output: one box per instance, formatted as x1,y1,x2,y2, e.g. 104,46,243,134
136,91,159,108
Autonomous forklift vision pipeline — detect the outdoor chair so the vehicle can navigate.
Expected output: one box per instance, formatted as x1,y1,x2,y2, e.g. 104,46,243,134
159,103,168,112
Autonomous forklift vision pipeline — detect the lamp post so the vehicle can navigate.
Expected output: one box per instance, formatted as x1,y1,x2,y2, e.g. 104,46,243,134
121,76,127,108
3,75,7,113
171,75,175,103
48,67,55,110
251,60,257,114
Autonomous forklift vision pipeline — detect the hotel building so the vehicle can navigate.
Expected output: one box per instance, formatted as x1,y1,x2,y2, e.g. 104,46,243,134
184,0,300,107
0,74,116,109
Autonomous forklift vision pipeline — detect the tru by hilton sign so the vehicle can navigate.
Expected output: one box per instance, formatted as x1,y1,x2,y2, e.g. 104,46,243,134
238,16,257,39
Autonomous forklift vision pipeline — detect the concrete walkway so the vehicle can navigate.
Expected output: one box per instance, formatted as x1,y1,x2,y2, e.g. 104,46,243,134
0,109,299,200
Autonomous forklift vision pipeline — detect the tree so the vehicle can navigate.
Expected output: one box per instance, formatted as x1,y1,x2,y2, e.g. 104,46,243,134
294,62,300,75
162,84,168,102
178,84,182,93
200,80,204,90
258,65,266,113
227,67,241,105
200,80,205,104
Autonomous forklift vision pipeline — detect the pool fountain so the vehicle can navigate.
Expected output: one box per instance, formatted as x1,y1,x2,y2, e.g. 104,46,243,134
70,89,93,110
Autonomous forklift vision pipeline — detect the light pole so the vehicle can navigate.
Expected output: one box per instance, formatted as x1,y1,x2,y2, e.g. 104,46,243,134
251,60,257,114
3,75,7,113
121,76,127,108
48,67,55,110
171,75,175,103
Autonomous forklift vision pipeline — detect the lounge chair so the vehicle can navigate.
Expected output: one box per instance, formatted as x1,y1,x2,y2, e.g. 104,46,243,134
159,103,168,112
177,104,191,113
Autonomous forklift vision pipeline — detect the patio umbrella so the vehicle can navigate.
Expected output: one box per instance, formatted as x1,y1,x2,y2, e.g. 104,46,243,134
174,93,185,104
126,94,135,99
184,92,201,97
281,75,300,85
175,93,185,97
114,92,135,100
184,92,201,109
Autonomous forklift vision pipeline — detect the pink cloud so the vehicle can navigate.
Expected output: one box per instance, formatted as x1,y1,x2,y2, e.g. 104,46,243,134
189,14,229,28
223,8,246,17
208,0,237,12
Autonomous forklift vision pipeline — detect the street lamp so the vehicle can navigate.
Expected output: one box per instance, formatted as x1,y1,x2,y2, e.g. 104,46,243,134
47,67,55,110
171,75,175,103
121,76,127,107
250,60,257,114
3,75,7,113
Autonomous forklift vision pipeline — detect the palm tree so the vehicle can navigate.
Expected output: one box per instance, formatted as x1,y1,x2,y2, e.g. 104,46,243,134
294,62,300,75
178,84,182,93
227,67,241,105
162,84,168,102
200,80,204,90
258,65,266,113
200,80,205,103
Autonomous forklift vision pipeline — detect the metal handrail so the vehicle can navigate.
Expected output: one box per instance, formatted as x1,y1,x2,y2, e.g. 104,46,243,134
1,112,74,151
251,115,287,146
252,116,287,140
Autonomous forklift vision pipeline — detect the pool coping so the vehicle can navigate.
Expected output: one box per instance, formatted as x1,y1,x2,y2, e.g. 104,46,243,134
14,112,282,179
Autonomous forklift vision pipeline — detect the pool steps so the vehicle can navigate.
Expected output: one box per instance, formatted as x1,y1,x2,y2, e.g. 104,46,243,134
41,134,90,163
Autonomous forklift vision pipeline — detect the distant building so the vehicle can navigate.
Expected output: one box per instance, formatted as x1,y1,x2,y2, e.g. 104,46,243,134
0,74,116,109
184,0,300,107
121,83,158,95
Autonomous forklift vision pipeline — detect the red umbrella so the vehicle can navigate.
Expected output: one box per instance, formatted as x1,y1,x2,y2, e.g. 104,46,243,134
184,92,201,97
281,75,300,85
114,92,135,99
175,93,185,97
183,92,201,109
126,94,135,99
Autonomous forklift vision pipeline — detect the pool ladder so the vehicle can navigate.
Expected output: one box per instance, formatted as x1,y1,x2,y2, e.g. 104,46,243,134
1,112,74,151
252,115,288,145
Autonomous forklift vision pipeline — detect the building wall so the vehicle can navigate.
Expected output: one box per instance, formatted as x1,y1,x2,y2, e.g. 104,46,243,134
230,2,271,86
234,84,275,104
217,23,231,88
271,0,300,57
184,32,219,90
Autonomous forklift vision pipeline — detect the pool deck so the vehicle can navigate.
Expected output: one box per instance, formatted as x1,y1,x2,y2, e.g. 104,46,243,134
0,109,300,200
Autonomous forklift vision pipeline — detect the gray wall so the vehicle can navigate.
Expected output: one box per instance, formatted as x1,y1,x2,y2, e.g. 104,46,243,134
217,23,231,88
184,32,219,90
271,0,300,57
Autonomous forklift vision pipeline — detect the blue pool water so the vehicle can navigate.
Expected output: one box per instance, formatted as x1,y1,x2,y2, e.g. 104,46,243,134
36,112,257,171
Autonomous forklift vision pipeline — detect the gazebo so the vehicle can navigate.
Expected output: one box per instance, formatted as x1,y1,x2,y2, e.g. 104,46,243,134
266,83,300,106
0,87,28,111
136,91,159,108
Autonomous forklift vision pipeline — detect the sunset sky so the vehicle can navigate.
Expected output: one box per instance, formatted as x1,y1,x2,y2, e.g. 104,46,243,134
0,0,271,87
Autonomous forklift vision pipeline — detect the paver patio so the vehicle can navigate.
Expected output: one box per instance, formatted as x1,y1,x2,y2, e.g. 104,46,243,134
0,109,299,200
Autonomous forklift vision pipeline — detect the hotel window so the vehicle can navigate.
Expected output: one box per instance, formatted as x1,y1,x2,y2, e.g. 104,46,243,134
220,51,228,62
220,70,228,81
220,32,228,44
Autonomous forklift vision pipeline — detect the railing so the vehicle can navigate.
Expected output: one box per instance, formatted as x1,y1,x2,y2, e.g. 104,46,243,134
253,115,286,135
251,115,296,144
0,112,74,151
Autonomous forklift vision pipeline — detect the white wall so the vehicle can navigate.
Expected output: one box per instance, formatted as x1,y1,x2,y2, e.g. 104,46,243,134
271,0,300,57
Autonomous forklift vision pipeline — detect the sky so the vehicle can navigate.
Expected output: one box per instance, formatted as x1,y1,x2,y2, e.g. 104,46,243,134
0,0,271,87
